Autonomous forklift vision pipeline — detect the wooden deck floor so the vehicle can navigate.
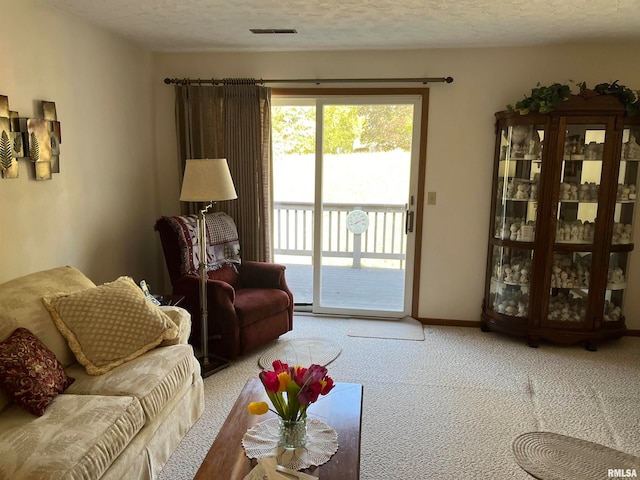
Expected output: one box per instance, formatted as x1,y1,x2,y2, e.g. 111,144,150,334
282,263,405,312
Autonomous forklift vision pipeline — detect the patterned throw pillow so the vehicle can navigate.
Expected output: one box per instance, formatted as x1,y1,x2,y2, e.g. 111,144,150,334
42,276,178,375
0,327,75,416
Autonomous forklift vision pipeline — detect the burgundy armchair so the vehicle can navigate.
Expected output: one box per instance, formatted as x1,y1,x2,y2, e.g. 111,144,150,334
154,214,293,360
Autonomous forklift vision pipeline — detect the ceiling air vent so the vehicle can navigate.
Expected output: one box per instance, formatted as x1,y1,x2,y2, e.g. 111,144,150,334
250,28,297,34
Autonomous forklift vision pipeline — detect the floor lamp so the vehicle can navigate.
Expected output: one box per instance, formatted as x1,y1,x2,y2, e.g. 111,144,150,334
180,158,237,377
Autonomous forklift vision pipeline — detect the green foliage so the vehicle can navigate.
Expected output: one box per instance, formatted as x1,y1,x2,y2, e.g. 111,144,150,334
507,80,640,116
323,105,362,154
593,80,640,116
29,132,39,162
358,104,413,152
272,106,316,155
507,83,571,115
272,103,415,155
0,130,13,170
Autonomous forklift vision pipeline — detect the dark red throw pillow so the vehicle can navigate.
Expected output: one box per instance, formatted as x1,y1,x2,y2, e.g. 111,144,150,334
0,327,74,416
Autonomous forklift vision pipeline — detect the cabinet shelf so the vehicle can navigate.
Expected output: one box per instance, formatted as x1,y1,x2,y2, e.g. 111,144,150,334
609,243,635,252
491,239,535,248
552,242,595,252
500,196,538,200
482,95,638,350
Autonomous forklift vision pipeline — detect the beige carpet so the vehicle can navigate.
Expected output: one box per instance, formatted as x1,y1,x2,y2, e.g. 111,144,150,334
346,315,425,340
158,314,640,480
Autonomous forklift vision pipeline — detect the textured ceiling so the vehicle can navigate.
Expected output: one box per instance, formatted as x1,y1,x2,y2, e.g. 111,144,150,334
45,0,640,52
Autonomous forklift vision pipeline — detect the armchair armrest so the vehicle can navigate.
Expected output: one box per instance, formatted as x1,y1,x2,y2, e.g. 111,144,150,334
238,262,294,330
174,274,236,305
238,261,289,290
172,273,242,358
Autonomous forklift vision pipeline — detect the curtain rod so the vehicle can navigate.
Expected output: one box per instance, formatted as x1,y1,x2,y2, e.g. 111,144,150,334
163,76,453,86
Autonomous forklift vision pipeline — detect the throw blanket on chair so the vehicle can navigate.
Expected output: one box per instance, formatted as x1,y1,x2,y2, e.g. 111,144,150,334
164,212,241,275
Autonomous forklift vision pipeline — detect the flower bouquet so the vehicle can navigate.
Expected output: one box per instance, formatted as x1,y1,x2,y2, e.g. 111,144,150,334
248,360,334,448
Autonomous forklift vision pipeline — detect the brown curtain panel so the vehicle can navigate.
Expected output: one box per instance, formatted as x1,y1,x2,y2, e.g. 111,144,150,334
174,83,272,262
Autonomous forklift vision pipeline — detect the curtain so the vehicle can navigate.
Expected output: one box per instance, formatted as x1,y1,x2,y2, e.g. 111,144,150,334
174,82,272,262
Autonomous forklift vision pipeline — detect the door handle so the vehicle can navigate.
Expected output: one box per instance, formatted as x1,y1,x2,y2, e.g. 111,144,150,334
406,210,414,234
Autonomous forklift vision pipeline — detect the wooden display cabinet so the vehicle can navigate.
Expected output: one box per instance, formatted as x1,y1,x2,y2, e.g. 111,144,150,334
481,94,639,350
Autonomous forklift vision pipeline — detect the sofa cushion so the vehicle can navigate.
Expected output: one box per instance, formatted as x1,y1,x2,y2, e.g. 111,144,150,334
0,266,96,369
65,344,198,423
43,276,178,375
0,328,75,416
0,393,145,480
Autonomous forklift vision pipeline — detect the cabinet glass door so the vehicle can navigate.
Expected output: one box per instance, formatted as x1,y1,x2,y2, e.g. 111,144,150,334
490,124,543,318
547,123,605,325
605,125,640,323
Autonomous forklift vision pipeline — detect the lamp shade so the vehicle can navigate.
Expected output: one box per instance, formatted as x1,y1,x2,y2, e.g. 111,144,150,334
180,158,238,202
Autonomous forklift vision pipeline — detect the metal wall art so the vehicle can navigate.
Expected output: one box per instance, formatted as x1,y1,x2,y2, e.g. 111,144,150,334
0,95,62,181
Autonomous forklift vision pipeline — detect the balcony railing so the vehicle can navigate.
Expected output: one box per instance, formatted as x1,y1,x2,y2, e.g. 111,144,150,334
273,202,407,268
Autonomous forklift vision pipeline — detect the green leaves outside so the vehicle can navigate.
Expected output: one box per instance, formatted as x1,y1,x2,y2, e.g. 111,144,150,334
273,104,414,155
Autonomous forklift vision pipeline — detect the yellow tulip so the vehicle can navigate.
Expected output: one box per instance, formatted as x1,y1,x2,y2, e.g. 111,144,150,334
277,372,291,392
247,401,269,415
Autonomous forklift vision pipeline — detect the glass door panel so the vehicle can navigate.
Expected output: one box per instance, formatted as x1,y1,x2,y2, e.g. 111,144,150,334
491,124,543,320
489,245,533,317
548,124,605,326
605,125,640,322
272,102,316,305
273,95,422,317
316,99,420,316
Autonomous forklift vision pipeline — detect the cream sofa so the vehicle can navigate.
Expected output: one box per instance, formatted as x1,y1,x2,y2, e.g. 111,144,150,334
0,266,204,480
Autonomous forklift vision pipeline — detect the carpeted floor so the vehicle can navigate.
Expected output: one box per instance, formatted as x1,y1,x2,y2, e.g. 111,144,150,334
158,314,640,480
346,315,425,340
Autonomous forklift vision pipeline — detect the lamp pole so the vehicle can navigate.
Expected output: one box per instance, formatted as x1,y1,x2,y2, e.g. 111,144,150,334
179,158,237,378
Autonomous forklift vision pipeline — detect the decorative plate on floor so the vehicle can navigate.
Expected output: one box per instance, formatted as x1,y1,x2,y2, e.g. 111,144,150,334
513,432,640,480
258,337,341,368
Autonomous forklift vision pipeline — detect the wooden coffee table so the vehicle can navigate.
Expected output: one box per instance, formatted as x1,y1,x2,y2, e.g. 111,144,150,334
194,377,363,479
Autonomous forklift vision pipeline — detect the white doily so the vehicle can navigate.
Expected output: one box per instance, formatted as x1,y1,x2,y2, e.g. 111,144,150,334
242,418,338,470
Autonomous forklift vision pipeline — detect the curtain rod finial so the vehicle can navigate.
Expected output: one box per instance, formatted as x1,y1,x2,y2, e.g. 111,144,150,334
164,78,172,84
445,77,454,83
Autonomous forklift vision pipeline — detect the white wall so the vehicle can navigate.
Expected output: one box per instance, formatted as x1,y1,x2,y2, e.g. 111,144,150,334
0,0,159,286
153,45,640,329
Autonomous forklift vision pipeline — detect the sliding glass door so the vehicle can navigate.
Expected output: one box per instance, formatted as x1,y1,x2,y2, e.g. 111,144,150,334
272,93,423,318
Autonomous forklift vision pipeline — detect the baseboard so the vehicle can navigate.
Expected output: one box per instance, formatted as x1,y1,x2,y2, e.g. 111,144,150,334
417,317,640,337
417,317,481,328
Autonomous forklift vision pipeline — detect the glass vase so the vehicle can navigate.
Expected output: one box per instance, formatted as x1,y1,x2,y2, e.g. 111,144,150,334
278,417,307,449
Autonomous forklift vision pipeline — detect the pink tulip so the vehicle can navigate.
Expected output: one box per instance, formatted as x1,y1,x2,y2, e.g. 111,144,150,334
298,382,322,405
292,366,307,386
302,364,327,384
321,376,335,395
272,360,289,374
259,370,280,394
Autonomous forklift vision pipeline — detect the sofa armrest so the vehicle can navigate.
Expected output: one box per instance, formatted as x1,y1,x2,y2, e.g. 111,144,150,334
159,306,192,345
